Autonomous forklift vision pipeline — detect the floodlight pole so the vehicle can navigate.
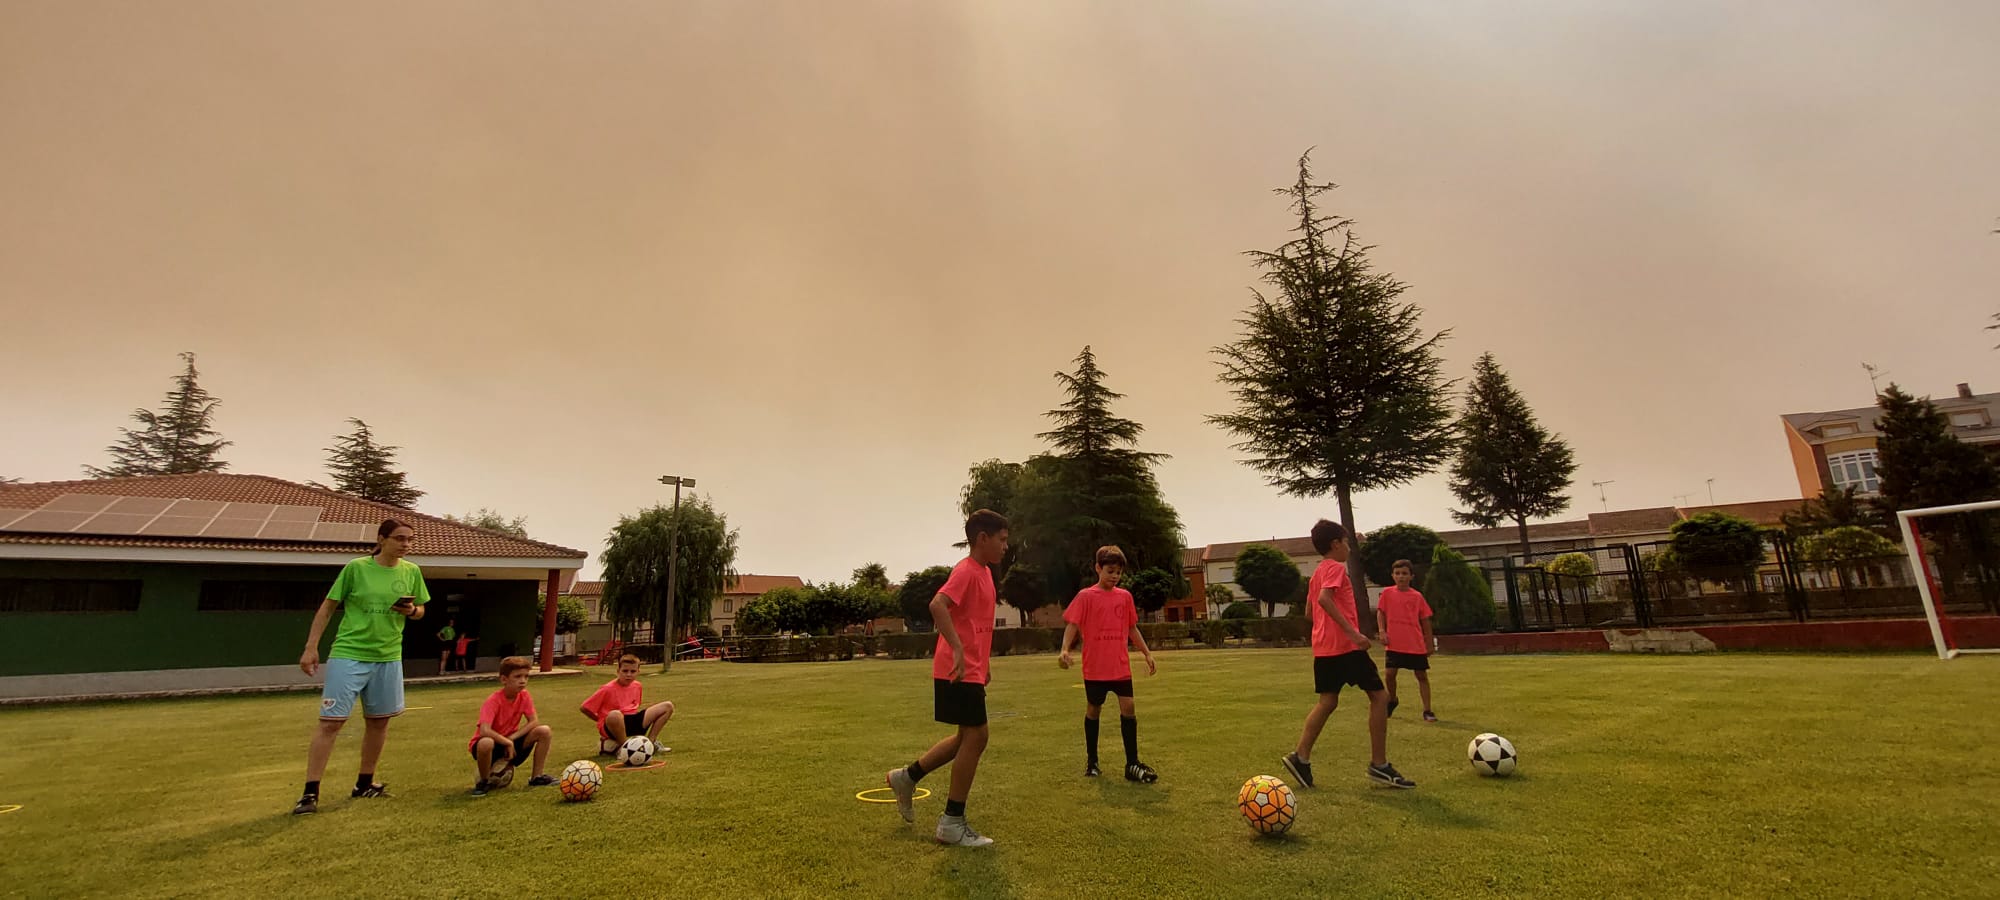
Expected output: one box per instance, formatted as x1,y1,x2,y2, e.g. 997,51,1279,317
658,474,696,673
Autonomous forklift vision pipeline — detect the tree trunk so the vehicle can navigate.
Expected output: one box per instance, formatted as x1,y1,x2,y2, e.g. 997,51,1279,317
1515,516,1532,565
1337,485,1374,633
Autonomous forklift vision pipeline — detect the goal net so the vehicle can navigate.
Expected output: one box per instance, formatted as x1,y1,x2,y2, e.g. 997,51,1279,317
1896,500,2000,659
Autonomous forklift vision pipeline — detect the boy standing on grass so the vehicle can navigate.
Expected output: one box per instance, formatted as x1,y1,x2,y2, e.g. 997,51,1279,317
1058,545,1158,782
580,654,676,753
883,510,1009,848
1379,559,1438,722
469,656,556,795
1282,519,1416,791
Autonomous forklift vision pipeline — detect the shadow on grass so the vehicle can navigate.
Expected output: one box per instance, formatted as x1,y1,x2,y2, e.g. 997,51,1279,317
1356,786,1491,829
930,842,1019,900
1092,777,1170,810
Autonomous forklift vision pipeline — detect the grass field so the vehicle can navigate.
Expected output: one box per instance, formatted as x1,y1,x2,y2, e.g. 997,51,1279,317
3,649,1997,898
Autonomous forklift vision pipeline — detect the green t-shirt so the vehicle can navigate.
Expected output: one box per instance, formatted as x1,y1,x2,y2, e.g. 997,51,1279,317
327,556,431,663
436,625,456,642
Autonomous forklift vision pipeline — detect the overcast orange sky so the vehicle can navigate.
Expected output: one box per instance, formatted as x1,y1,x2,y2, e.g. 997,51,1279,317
3,2,1996,582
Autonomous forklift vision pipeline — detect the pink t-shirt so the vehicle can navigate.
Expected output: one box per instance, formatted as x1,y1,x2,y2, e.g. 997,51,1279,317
1063,585,1138,681
930,557,997,685
468,688,536,750
1378,586,1434,655
583,679,644,735
1308,559,1362,658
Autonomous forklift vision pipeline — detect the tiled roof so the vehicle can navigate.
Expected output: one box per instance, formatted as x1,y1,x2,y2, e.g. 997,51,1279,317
567,580,606,598
724,574,806,596
1181,547,1207,570
1201,536,1320,562
1587,507,1683,537
1678,499,1809,528
0,473,585,560
1436,519,1594,547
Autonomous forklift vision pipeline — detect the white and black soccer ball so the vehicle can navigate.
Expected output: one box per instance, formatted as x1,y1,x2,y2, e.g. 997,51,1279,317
618,736,656,767
489,763,515,789
1467,733,1518,777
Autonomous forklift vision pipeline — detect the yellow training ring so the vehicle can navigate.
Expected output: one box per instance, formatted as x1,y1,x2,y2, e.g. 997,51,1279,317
0,805,21,815
855,787,929,803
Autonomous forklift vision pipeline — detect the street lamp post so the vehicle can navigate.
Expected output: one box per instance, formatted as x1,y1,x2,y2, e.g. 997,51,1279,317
658,474,695,672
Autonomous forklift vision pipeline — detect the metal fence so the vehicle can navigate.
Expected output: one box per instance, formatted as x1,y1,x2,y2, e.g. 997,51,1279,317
1495,537,2000,632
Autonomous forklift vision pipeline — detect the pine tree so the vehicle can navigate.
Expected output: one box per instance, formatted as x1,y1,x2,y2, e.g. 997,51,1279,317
1210,152,1456,628
1874,384,2000,512
321,418,425,508
1448,352,1578,562
86,352,231,478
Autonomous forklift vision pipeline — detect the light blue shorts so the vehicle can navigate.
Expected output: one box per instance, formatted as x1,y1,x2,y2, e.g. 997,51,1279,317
319,658,406,719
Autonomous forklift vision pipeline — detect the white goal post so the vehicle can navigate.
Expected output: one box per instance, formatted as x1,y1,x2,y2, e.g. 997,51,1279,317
1896,499,2000,660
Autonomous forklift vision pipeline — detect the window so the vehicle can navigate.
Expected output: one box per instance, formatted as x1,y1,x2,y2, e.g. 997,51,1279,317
199,580,324,612
722,599,732,613
0,578,142,613
1821,423,1858,437
1826,450,1881,494
722,625,732,636
996,618,1006,628
1950,411,1987,428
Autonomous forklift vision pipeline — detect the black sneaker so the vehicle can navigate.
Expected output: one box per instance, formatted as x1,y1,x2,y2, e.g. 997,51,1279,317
527,774,556,787
1367,762,1416,789
1085,761,1101,778
1125,762,1158,783
469,781,490,797
351,783,390,799
1387,699,1400,718
291,794,318,815
1422,710,1437,723
1282,752,1315,789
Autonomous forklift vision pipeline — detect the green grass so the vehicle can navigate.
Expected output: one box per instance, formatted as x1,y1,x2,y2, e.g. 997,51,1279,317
3,650,1997,898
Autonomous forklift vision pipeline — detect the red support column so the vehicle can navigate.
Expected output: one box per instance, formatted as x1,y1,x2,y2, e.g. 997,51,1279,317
540,569,560,673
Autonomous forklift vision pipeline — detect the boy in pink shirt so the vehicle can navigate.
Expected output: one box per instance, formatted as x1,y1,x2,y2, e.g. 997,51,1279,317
579,654,676,753
1282,519,1415,791
468,656,555,794
883,510,1009,848
1058,545,1158,782
1379,559,1438,722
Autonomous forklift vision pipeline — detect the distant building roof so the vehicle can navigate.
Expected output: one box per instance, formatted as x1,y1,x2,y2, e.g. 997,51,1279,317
724,574,807,596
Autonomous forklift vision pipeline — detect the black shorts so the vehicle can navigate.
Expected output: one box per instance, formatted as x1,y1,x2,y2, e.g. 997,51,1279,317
1313,650,1384,695
1083,679,1134,706
933,679,988,727
1384,650,1431,671
470,737,535,768
621,711,647,736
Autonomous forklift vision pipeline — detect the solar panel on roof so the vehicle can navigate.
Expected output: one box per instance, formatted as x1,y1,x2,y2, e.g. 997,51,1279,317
215,503,277,521
164,499,227,517
44,494,119,513
142,515,216,537
315,522,377,543
0,509,31,529
1,510,95,532
269,505,323,523
257,521,319,541
201,519,265,539
106,497,176,515
75,512,156,536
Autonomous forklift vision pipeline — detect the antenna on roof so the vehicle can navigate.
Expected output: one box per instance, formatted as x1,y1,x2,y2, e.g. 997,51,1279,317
1590,480,1615,513
1673,492,1695,507
1863,362,1889,396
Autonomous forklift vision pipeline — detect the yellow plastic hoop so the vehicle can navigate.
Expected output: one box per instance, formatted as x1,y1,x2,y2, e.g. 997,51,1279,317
0,804,21,815
855,787,930,804
606,760,669,772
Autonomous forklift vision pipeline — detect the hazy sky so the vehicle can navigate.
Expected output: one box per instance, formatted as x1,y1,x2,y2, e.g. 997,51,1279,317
3,1,1996,583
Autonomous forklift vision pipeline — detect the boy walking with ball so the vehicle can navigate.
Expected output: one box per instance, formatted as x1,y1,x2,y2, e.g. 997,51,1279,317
1282,519,1415,790
884,510,1009,848
1379,559,1438,722
1058,545,1158,782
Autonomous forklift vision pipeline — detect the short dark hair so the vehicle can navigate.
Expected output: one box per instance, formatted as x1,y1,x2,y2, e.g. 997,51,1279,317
499,656,532,677
965,509,1009,545
1392,559,1414,572
617,654,641,668
1309,519,1348,555
1095,545,1127,566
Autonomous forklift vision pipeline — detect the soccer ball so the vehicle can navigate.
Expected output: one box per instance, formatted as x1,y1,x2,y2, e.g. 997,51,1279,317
559,760,603,802
619,736,656,767
600,737,620,756
489,763,515,789
1468,733,1518,777
1237,775,1297,836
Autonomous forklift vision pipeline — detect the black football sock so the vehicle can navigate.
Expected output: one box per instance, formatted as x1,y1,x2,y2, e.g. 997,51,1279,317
1084,717,1100,764
355,772,374,791
303,780,320,797
905,760,928,784
1121,716,1139,767
944,799,966,817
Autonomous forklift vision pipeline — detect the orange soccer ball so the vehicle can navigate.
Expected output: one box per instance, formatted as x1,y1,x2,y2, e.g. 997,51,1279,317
1237,774,1297,835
